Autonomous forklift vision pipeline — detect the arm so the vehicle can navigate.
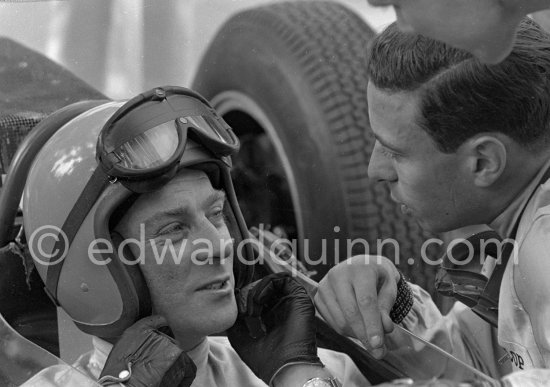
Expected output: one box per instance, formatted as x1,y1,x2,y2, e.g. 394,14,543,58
314,255,504,382
385,285,504,381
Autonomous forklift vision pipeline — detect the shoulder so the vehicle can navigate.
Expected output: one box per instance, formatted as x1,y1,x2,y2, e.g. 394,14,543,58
20,364,99,387
517,212,550,275
515,213,550,314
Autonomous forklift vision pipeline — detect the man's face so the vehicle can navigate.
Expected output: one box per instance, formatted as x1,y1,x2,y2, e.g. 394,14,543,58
367,83,473,234
115,169,236,350
368,0,547,64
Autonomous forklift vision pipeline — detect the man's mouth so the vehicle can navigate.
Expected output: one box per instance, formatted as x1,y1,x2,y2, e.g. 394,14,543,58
390,192,410,213
198,278,230,291
390,192,401,205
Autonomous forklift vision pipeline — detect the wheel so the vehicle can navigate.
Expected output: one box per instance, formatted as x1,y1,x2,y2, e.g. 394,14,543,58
193,0,441,286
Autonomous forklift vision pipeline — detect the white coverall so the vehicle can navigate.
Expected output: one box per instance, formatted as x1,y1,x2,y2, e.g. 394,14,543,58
385,161,550,387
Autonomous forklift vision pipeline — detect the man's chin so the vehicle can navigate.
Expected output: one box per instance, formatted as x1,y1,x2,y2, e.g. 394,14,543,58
469,29,516,64
396,6,521,64
394,9,415,33
414,217,444,235
416,217,466,237
213,304,239,333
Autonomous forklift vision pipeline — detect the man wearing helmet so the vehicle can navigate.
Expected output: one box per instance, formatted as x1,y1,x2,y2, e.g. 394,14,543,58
21,86,368,387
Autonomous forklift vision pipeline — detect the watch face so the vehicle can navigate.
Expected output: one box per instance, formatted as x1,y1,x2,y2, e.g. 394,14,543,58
303,377,340,387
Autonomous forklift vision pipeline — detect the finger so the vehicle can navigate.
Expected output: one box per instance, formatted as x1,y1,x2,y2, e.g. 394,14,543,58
353,260,390,357
381,311,395,334
315,275,356,337
351,274,387,356
319,262,377,344
314,279,339,326
257,275,314,322
253,273,300,307
244,273,288,315
265,274,309,302
378,275,398,334
236,277,264,314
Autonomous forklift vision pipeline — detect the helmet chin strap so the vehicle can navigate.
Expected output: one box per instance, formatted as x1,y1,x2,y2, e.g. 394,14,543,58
44,167,111,305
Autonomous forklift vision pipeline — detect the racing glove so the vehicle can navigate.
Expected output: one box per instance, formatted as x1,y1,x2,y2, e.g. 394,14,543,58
227,272,323,385
98,315,196,387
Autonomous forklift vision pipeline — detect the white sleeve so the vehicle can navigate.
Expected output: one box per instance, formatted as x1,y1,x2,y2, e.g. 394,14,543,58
501,369,550,386
383,284,507,382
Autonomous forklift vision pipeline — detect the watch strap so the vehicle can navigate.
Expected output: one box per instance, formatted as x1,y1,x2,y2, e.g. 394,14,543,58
302,376,342,387
390,270,413,324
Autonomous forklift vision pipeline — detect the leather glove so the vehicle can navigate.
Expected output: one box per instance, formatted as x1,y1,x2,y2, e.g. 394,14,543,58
228,272,323,385
98,315,196,387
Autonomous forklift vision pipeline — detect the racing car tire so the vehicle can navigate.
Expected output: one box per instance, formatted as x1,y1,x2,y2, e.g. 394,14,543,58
193,1,440,285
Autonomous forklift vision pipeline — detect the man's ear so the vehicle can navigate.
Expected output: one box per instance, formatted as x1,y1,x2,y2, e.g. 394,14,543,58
464,135,507,187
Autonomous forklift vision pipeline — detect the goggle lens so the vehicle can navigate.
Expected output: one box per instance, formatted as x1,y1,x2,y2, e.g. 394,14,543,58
105,113,238,175
184,115,233,144
112,121,179,170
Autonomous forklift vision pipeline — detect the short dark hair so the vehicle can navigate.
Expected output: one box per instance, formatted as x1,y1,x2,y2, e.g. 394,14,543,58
367,18,550,153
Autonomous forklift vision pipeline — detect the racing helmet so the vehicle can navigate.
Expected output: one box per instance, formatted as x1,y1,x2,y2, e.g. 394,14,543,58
22,86,254,339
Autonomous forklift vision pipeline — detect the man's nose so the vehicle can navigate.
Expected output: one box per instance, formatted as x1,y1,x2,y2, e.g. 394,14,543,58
192,219,232,263
367,143,397,182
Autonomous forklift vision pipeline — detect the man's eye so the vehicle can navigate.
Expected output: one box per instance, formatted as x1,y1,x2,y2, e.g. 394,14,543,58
380,146,398,160
210,208,227,225
158,223,187,236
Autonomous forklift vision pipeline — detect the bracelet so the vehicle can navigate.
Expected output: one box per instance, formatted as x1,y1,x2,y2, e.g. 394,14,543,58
390,271,413,324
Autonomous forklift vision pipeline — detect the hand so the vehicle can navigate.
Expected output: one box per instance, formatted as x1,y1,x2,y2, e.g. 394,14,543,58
228,272,324,385
98,315,196,387
314,255,400,359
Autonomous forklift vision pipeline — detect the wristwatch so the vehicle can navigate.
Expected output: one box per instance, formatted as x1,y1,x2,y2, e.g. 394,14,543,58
302,377,342,387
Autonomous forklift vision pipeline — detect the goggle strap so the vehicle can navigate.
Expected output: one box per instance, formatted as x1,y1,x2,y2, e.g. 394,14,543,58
45,167,110,301
102,87,214,141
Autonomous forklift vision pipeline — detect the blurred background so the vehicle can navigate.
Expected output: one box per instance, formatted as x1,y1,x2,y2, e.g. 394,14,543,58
0,0,395,99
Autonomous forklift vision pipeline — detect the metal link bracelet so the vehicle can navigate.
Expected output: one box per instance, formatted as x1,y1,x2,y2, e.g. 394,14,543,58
390,271,413,324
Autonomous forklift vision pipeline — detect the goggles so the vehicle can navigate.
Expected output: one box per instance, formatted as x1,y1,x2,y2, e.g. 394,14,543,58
97,86,239,193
